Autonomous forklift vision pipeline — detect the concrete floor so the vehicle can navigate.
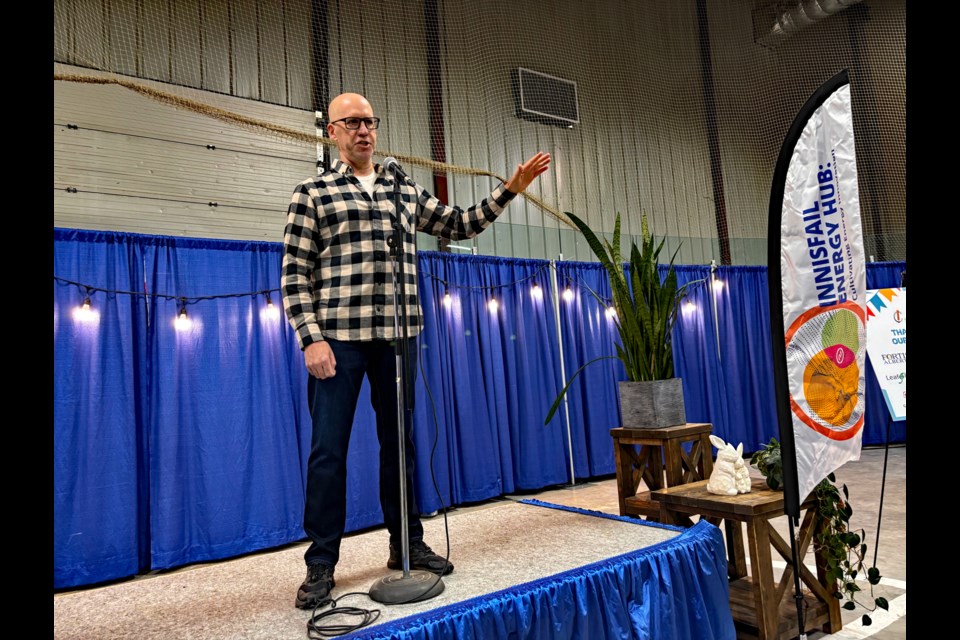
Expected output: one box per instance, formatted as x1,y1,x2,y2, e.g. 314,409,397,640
499,444,906,640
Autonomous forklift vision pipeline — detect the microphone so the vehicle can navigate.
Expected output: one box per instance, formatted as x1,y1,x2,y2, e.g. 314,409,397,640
382,157,413,185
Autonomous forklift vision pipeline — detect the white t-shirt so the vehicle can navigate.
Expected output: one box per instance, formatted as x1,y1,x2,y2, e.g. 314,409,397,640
355,171,377,197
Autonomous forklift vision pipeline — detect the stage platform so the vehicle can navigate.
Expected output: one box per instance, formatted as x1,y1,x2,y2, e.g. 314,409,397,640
54,499,735,639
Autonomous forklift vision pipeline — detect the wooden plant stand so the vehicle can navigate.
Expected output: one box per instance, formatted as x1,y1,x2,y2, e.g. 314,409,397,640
610,422,714,521
652,479,843,640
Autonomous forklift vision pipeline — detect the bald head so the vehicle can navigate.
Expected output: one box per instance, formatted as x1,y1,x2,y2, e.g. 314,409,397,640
326,92,378,175
328,93,373,122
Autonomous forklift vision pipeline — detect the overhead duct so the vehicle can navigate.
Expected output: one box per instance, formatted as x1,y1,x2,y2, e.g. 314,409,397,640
753,0,864,47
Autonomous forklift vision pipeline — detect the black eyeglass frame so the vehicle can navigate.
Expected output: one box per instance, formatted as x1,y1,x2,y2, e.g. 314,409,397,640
329,117,381,130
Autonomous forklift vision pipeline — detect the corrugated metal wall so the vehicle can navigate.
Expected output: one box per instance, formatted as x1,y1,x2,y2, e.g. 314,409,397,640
437,0,720,264
54,64,316,240
53,0,443,249
52,0,905,264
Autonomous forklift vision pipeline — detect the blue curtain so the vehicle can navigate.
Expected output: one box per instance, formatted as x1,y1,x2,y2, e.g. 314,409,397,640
54,229,149,589
53,228,906,588
670,266,733,438
139,236,308,571
416,252,571,510
553,261,624,478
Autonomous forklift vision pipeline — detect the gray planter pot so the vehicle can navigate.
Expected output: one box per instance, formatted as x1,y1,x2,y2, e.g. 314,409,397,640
618,378,687,429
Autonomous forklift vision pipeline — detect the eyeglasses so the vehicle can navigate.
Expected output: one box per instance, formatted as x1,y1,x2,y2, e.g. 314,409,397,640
329,117,381,130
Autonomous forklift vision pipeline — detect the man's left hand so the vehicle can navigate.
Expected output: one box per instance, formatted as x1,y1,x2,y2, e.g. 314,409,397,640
505,152,551,194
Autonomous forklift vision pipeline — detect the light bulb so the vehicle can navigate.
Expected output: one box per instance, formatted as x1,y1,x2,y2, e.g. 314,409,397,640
264,295,281,320
712,279,725,293
683,301,697,314
605,306,617,319
443,290,452,309
531,282,542,300
175,303,192,330
487,298,499,313
73,297,97,322
563,286,574,302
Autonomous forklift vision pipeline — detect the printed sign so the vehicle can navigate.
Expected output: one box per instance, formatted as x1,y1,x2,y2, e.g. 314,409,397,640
865,288,906,421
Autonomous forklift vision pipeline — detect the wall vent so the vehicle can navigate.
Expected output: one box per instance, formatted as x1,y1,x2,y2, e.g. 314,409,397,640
511,67,579,128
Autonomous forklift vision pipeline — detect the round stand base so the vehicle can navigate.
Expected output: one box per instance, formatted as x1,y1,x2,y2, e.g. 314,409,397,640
368,570,445,604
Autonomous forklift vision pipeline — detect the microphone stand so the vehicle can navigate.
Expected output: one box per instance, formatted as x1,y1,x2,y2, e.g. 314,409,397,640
368,168,445,604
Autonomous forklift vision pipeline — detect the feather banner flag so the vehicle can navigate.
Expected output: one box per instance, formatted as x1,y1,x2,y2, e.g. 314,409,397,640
767,70,867,517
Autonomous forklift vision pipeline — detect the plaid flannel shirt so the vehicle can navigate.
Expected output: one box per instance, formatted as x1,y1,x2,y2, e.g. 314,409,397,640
282,159,516,348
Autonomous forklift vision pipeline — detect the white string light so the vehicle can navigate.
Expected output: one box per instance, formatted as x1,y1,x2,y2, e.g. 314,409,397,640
73,296,98,322
487,298,499,314
55,276,285,330
263,294,281,320
443,289,453,309
531,281,542,300
605,306,617,319
175,299,192,331
562,284,574,302
712,279,725,293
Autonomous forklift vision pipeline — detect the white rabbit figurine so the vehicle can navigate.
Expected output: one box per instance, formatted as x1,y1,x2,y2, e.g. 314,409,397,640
734,451,752,494
707,435,752,496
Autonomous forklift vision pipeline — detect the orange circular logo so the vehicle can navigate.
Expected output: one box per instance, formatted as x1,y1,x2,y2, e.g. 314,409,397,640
784,301,865,440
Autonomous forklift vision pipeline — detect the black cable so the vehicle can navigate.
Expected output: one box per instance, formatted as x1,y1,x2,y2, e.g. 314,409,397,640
54,275,280,303
420,262,549,291
418,344,453,577
319,348,450,623
332,338,450,617
305,592,382,638
55,121,308,162
54,185,283,214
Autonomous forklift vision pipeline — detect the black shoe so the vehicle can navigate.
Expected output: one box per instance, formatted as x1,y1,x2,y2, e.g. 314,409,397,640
388,540,454,576
295,563,335,610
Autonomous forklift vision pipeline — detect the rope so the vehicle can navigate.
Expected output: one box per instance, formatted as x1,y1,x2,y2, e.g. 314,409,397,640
55,73,574,228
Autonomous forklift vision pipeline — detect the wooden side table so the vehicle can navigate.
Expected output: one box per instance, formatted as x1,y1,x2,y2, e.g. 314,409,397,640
652,479,842,640
609,422,714,520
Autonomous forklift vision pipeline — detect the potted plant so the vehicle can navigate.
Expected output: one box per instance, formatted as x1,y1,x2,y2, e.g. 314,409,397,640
750,438,889,626
545,211,694,429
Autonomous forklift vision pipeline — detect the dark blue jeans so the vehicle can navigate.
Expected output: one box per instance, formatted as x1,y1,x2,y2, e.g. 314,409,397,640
303,337,424,568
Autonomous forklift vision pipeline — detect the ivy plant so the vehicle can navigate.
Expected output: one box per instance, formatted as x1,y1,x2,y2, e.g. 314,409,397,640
749,438,889,626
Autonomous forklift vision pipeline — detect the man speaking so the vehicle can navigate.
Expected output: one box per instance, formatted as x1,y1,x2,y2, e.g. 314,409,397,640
282,91,550,609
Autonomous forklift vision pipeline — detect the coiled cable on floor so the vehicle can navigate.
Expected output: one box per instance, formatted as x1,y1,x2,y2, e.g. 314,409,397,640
306,592,381,638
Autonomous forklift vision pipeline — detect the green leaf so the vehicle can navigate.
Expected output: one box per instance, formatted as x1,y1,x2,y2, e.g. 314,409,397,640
876,597,889,611
842,484,849,499
842,602,856,610
867,567,881,585
862,614,872,626
563,210,684,382
544,355,619,424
